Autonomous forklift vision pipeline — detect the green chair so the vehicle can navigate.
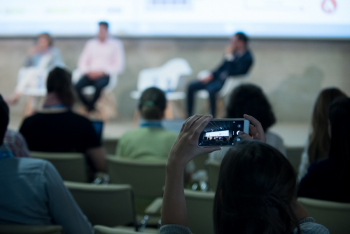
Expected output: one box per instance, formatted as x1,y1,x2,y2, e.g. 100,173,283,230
107,156,166,199
205,160,221,191
298,197,350,234
64,181,137,230
0,225,62,234
31,151,88,182
184,189,215,234
107,156,166,227
102,137,119,155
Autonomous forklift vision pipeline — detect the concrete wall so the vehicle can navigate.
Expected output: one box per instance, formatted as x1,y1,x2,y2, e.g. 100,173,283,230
1,37,349,123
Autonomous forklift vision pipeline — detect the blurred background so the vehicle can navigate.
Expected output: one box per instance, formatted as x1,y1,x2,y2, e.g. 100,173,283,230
0,0,349,147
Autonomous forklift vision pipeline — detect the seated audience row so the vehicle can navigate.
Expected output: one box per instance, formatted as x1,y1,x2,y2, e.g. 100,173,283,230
0,94,93,234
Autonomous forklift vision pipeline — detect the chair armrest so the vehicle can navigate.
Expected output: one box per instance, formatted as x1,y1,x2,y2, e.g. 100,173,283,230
145,197,163,215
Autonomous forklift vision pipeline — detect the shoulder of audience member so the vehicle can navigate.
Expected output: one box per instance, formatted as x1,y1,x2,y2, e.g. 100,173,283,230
307,158,332,174
15,157,53,175
298,217,330,234
69,111,93,123
20,113,41,125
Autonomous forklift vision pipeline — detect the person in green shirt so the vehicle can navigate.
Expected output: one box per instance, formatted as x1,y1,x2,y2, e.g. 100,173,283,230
116,87,183,162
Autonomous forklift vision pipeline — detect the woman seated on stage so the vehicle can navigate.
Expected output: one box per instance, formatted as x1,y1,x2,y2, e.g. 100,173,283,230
160,114,329,234
209,83,286,162
7,33,65,107
298,97,350,203
19,67,106,180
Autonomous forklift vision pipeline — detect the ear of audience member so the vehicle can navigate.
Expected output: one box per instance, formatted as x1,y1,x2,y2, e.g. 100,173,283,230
298,97,350,202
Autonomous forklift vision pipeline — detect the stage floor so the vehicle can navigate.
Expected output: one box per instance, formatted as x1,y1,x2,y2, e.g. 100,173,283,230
9,115,309,148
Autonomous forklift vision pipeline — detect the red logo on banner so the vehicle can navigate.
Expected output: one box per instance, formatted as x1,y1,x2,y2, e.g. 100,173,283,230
322,0,337,13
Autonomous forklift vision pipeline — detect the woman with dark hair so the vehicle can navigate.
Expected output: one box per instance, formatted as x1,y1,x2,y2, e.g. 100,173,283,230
7,33,65,106
298,88,347,181
19,67,107,179
298,97,350,202
210,84,285,162
160,114,328,234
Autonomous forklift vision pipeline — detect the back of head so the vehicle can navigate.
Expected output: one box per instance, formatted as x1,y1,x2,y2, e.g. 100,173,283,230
138,87,166,120
226,84,275,131
308,88,347,163
328,97,350,168
214,141,298,234
0,95,9,146
46,67,74,108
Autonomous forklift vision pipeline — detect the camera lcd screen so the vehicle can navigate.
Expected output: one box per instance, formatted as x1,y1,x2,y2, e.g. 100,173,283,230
198,119,247,147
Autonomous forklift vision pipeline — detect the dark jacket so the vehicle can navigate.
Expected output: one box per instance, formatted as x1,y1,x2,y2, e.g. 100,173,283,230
298,157,350,203
212,50,253,81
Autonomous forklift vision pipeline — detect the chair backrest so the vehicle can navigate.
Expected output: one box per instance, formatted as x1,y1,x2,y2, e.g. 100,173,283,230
137,67,161,91
205,160,221,191
158,58,192,91
30,151,88,182
184,189,215,234
107,157,166,198
298,197,350,234
137,58,192,92
65,181,137,228
94,225,150,234
0,225,62,234
218,74,249,97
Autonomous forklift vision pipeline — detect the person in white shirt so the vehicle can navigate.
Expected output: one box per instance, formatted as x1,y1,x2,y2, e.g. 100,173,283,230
76,21,125,112
209,84,286,162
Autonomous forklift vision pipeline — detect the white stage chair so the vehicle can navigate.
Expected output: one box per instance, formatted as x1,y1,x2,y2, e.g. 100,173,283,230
130,58,192,119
